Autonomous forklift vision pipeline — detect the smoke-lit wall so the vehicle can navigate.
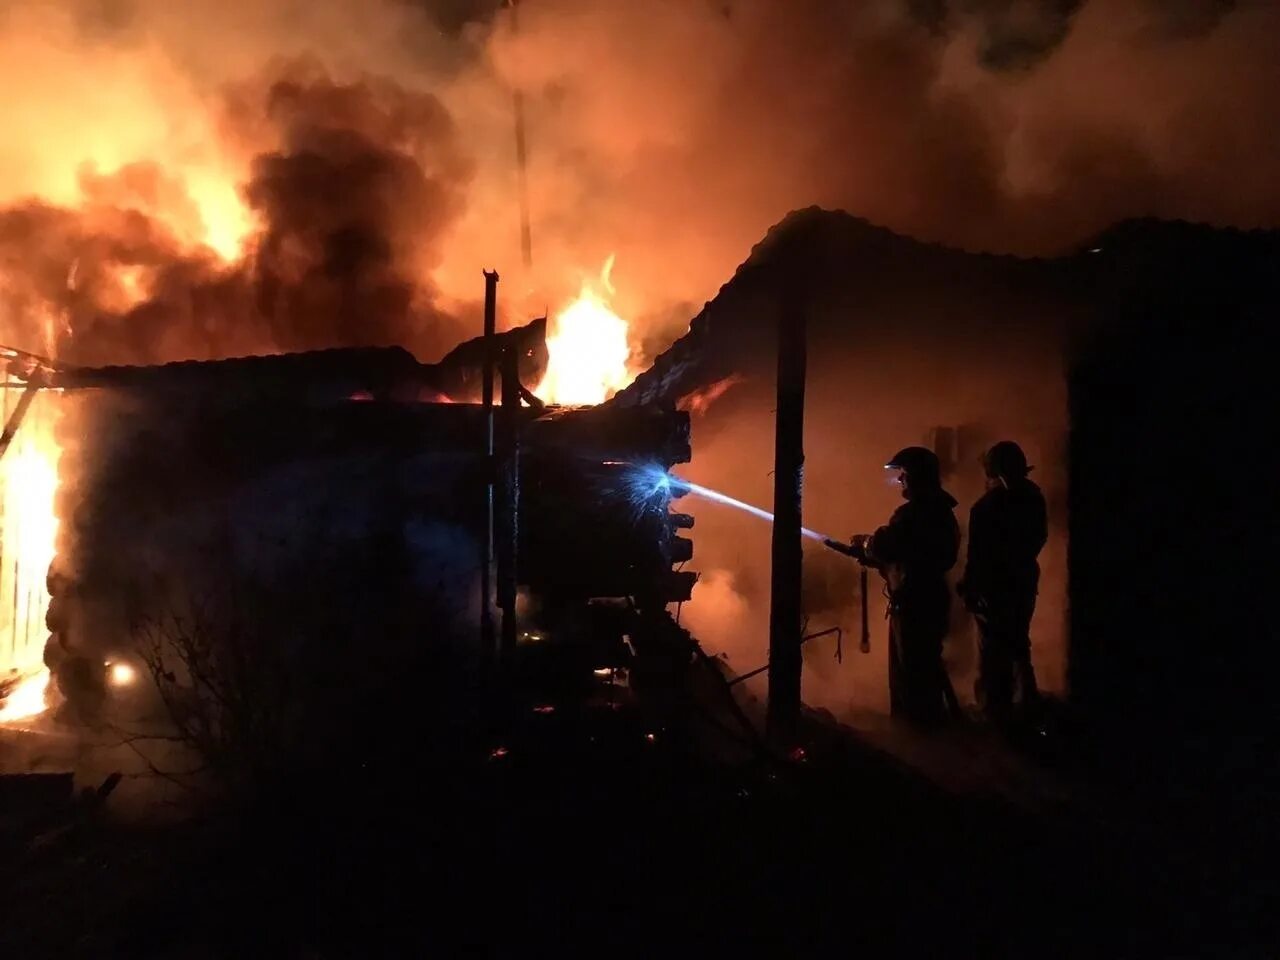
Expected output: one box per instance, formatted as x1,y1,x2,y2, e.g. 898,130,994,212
662,212,1077,720
666,211,1280,736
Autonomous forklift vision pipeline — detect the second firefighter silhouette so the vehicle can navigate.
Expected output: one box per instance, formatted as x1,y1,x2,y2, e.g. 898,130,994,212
958,441,1047,723
826,447,960,725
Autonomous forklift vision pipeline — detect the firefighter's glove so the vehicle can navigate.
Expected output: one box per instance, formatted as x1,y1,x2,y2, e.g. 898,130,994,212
824,535,870,563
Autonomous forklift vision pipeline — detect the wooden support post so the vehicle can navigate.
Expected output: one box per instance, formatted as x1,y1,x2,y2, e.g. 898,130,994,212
481,270,499,661
497,345,521,664
766,272,807,744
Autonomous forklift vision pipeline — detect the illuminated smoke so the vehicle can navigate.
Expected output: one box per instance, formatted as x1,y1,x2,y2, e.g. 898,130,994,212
0,0,1274,373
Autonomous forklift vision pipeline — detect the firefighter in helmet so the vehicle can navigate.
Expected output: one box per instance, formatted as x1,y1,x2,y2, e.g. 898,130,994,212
827,447,960,726
958,440,1047,725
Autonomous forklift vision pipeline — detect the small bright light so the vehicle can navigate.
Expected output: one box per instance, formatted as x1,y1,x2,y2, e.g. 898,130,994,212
109,662,136,687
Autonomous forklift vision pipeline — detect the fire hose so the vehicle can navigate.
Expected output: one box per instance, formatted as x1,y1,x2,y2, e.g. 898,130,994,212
859,566,871,654
822,536,873,654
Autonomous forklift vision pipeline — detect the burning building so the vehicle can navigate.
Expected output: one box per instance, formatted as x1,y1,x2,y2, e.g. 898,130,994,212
0,205,1276,743
0,328,690,724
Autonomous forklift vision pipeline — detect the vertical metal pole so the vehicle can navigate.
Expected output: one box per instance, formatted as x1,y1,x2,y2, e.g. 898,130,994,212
766,271,807,743
509,0,533,270
481,270,499,660
498,346,521,663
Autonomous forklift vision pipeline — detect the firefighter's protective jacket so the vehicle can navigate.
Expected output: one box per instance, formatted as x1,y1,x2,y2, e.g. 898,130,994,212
963,478,1047,603
866,489,961,601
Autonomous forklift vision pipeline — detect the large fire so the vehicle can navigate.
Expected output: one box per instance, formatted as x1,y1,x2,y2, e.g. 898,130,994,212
535,256,635,406
0,11,653,726
0,362,61,724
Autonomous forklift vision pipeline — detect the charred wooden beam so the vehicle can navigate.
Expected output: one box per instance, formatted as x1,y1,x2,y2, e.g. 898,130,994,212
481,270,499,661
609,309,715,410
430,316,547,401
0,371,43,461
44,319,548,407
523,404,691,466
55,357,697,678
497,344,522,664
668,537,694,565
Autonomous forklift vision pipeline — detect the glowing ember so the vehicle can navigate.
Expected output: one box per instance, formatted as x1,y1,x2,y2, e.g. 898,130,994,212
535,256,634,406
0,668,50,723
679,374,746,417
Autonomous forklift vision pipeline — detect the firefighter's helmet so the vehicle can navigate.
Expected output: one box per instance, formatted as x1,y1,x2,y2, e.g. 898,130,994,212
982,440,1032,481
885,446,941,487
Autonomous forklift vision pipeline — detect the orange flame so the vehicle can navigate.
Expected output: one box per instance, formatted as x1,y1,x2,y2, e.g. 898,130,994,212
0,313,63,724
535,256,634,406
679,374,746,417
0,669,50,723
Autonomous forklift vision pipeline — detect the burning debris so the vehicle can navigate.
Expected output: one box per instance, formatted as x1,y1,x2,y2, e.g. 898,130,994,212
0,669,51,724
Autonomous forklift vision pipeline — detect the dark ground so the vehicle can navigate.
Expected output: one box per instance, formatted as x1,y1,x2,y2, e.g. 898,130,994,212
2,638,1277,959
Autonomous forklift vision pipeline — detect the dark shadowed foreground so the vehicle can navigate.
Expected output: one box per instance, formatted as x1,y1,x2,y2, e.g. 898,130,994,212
3,628,1276,957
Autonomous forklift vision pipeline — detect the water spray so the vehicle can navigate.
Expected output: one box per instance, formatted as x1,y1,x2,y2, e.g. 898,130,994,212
614,461,872,655
624,463,834,542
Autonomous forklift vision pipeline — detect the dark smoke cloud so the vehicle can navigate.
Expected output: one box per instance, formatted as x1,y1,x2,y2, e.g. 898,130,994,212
0,60,473,367
0,190,244,364
962,0,1085,70
441,0,1280,351
240,60,472,354
2,0,1279,371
